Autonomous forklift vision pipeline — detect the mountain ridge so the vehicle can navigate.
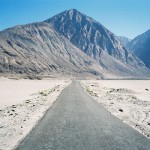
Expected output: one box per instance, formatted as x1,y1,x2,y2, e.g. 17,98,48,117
0,22,105,77
45,9,149,77
127,29,150,68
0,9,149,78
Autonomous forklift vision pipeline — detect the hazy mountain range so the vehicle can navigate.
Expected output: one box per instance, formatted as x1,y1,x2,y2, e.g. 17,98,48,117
0,9,149,78
127,29,150,69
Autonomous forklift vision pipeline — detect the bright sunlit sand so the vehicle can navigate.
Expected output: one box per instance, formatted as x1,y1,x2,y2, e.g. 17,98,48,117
81,80,150,138
0,78,70,150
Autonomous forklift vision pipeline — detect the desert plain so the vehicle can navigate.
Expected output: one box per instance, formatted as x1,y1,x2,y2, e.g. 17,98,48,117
81,80,150,138
0,78,150,150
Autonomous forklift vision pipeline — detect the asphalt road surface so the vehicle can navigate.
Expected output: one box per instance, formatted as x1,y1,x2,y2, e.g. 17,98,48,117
16,81,150,150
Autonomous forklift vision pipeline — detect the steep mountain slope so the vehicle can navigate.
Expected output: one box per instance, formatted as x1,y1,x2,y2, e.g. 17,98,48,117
46,9,149,77
0,22,104,76
117,36,131,47
0,9,149,78
127,29,150,68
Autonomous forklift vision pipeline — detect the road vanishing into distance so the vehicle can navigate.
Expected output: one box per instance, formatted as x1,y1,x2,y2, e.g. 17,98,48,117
16,81,150,150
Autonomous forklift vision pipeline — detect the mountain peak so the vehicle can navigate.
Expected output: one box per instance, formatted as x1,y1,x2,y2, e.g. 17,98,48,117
66,9,92,20
0,9,149,77
66,8,81,18
68,9,78,13
44,9,149,74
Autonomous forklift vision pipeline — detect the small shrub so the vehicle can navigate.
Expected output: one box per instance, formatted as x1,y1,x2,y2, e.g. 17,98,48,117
86,87,98,97
39,91,48,96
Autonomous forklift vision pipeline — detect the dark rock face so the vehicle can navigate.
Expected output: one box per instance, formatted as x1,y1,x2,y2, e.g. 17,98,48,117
127,29,150,68
45,9,149,77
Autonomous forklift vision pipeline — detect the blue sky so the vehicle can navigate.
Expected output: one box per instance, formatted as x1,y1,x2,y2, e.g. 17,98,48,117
0,0,150,39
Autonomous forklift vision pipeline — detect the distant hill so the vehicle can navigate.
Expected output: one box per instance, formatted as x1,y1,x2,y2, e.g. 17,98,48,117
127,29,150,68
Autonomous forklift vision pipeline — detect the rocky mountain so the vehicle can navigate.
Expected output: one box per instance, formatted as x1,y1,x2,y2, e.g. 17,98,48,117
127,29,150,68
0,22,104,77
46,9,149,77
117,36,131,47
0,9,149,78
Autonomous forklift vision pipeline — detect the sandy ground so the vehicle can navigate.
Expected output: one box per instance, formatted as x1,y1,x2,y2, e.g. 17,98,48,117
0,78,65,109
0,78,71,150
81,80,150,138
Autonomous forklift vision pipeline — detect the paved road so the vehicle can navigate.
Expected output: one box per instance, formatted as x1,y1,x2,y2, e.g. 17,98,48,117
16,81,150,150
